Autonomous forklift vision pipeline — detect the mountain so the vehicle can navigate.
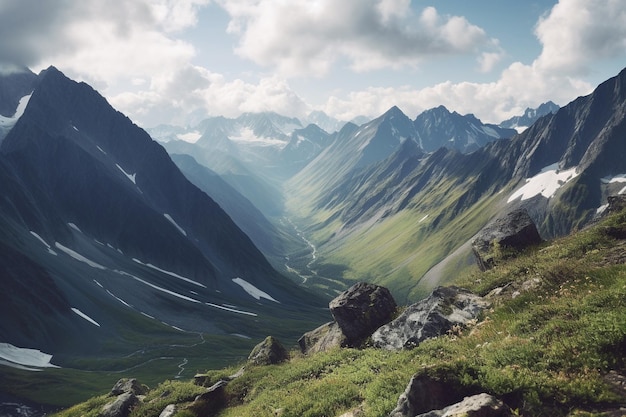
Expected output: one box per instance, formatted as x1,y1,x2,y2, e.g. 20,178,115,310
499,101,560,132
0,67,326,387
285,67,626,302
169,153,292,261
413,105,517,153
0,67,38,142
279,123,332,176
305,110,346,133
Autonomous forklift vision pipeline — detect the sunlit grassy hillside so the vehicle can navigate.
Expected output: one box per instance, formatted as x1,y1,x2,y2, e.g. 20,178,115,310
54,207,626,417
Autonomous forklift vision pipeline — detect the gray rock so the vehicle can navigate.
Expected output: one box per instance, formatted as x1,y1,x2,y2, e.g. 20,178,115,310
472,209,542,271
417,393,511,417
388,373,466,417
372,286,489,350
607,195,626,214
329,282,397,346
110,378,147,396
191,380,228,416
298,321,347,354
158,404,177,417
248,336,289,365
99,392,138,417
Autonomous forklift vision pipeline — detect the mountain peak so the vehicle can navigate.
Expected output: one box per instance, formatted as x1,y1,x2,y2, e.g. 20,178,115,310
382,105,407,119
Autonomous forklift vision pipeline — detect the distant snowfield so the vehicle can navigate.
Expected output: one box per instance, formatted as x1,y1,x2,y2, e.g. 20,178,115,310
508,163,579,203
177,131,202,143
232,277,279,303
0,343,59,371
230,127,288,148
0,94,31,128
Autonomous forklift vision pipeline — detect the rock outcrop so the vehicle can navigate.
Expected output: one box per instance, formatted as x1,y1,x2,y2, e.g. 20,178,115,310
372,286,489,350
472,209,542,271
607,195,626,214
413,393,511,417
110,378,147,397
298,321,347,354
99,379,147,417
99,392,138,417
389,373,467,417
389,372,511,417
248,336,289,366
189,380,228,416
329,282,397,346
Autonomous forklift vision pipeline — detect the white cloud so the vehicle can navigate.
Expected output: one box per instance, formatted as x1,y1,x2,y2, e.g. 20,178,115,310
110,65,309,126
321,0,626,124
218,1,491,76
534,0,626,75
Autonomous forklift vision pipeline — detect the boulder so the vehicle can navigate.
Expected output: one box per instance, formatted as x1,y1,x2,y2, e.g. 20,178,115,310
472,209,542,271
190,380,228,416
110,378,147,396
248,336,289,366
388,373,469,417
99,392,138,417
372,286,489,350
607,195,626,214
298,321,347,354
329,282,397,346
158,404,177,417
414,393,511,417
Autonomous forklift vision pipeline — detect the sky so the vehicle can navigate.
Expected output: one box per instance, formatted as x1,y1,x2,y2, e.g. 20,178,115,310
0,0,625,128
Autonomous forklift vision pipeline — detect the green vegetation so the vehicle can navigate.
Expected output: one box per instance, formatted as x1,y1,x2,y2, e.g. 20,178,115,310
53,209,626,417
303,182,507,303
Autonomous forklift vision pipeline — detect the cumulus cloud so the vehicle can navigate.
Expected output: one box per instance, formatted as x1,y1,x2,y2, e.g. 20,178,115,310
218,0,491,75
110,65,309,126
322,62,592,124
0,0,210,87
321,0,626,124
535,0,626,75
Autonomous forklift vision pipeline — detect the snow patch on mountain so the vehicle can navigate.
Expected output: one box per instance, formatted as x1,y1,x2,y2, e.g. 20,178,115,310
55,242,106,270
176,131,202,143
0,343,59,371
507,163,579,203
115,269,202,304
0,94,31,128
71,308,100,327
206,302,258,316
30,231,57,255
116,164,136,184
131,258,207,288
232,277,279,303
164,213,187,236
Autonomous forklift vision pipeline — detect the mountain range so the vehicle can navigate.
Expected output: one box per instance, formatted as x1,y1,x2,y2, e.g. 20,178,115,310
1,63,625,410
0,67,326,379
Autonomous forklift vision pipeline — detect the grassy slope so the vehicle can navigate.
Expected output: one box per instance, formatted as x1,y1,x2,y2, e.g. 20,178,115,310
290,177,509,303
55,208,626,417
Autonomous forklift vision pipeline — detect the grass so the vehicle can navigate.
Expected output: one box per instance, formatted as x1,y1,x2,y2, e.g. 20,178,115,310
53,209,626,417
